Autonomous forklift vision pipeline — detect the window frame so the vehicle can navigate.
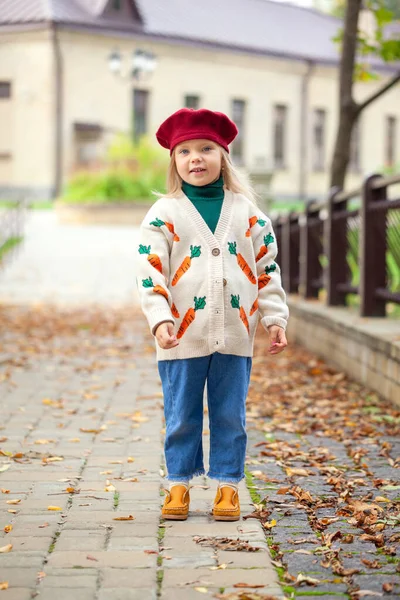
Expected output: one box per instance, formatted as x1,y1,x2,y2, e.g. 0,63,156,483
273,104,287,170
231,98,246,165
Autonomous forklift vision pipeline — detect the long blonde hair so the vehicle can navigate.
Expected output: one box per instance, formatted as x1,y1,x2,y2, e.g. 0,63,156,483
153,146,259,206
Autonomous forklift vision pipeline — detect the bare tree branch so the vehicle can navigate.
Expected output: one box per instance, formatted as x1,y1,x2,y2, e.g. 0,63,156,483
356,72,400,114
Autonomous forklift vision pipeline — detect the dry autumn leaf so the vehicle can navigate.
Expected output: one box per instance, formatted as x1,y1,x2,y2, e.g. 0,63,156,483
4,525,12,533
0,582,8,590
112,515,135,521
47,506,62,511
6,499,20,505
0,544,12,553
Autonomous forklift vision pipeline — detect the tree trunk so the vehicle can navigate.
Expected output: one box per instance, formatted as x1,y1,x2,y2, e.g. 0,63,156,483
330,0,362,190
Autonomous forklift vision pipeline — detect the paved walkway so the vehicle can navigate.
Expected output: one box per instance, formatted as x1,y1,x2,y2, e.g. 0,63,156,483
0,211,282,600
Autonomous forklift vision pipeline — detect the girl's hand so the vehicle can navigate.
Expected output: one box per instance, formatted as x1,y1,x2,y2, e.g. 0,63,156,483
267,325,287,355
155,322,179,349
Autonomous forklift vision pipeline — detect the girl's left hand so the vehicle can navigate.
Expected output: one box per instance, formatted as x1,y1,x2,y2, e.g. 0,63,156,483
267,325,287,355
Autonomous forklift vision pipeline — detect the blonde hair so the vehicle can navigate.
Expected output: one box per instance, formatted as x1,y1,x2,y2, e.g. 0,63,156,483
153,146,259,206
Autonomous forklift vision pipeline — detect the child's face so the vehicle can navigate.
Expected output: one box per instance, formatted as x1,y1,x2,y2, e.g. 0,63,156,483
174,138,222,186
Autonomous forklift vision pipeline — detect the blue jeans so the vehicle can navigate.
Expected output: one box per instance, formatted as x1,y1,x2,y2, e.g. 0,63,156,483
157,353,252,484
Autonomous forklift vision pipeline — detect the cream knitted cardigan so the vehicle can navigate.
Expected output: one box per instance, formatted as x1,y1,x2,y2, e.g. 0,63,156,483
136,190,289,361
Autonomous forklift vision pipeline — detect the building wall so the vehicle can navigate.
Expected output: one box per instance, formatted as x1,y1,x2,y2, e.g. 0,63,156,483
1,25,400,200
0,29,55,198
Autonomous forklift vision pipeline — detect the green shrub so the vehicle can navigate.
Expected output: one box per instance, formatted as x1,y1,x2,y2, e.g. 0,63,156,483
61,135,168,204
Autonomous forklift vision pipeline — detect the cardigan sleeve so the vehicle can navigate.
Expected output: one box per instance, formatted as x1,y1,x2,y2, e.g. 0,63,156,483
136,208,175,336
252,213,289,331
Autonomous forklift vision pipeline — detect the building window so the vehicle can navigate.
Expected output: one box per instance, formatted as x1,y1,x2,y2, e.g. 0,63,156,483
133,89,149,142
312,108,326,171
0,82,11,99
184,95,200,109
231,99,245,164
273,104,287,169
386,115,397,168
113,0,121,10
349,119,361,172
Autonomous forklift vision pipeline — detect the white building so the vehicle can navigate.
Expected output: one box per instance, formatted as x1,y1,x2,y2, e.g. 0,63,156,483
0,0,399,201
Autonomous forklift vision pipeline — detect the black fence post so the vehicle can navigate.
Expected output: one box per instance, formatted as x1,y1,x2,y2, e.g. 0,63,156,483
325,186,349,306
300,199,322,299
360,174,387,317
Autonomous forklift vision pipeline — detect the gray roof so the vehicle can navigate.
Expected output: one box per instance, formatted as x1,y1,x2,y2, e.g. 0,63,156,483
0,0,398,66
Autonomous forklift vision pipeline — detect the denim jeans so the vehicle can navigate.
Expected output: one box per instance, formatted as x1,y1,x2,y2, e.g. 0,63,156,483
157,352,252,484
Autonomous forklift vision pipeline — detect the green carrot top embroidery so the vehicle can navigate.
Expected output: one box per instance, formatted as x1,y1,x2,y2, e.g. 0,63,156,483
230,294,241,309
228,241,238,255
138,244,150,254
265,264,277,274
189,245,201,258
263,233,275,246
193,296,207,310
142,277,154,288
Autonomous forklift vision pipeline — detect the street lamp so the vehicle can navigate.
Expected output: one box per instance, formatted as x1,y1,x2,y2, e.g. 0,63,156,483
108,48,157,80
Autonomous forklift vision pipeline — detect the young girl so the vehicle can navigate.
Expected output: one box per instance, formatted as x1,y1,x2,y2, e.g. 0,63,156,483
136,108,288,521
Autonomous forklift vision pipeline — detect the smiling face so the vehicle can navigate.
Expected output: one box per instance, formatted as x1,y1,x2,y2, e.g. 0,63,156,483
174,138,223,186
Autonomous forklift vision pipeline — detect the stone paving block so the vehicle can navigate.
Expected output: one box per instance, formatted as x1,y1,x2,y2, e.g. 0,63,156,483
162,567,278,588
108,536,158,551
97,589,157,600
0,568,39,587
163,522,265,539
2,537,53,552
217,549,275,570
36,590,96,600
54,534,106,551
163,552,217,569
39,575,98,589
0,590,33,600
0,552,45,568
101,567,156,588
47,550,157,568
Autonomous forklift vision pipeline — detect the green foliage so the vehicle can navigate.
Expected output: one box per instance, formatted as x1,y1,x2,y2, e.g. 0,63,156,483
61,135,168,204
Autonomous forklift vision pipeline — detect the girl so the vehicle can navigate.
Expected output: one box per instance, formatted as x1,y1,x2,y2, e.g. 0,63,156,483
136,108,288,521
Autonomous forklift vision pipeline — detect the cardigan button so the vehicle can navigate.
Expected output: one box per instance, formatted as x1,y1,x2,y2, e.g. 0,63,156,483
223,278,227,287
212,248,220,256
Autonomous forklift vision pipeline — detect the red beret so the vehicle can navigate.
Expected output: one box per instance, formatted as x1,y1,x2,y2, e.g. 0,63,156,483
156,108,238,154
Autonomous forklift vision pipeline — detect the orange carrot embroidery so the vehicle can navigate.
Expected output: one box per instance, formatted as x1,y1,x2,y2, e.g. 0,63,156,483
171,303,180,318
249,298,259,316
171,245,201,286
231,294,249,334
150,218,180,242
138,245,163,273
177,296,206,339
142,277,169,300
228,242,256,284
258,264,277,290
246,216,267,237
256,233,274,262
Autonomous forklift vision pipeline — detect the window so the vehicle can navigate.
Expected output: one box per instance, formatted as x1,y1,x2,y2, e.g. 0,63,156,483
386,115,397,168
0,82,11,99
184,95,200,109
231,99,245,164
273,104,287,169
312,109,326,171
113,0,121,10
133,89,149,142
349,119,361,172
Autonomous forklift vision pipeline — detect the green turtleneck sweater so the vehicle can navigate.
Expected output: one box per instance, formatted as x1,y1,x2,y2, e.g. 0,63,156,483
181,175,224,234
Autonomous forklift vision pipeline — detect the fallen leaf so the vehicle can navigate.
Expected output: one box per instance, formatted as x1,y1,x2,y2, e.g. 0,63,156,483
4,525,12,533
233,582,265,588
0,544,12,553
0,582,8,590
6,499,20,505
0,465,10,472
86,554,98,561
194,588,208,593
112,515,135,521
47,506,62,511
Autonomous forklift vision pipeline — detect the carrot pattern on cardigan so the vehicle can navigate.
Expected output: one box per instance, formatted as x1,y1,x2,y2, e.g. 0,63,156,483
136,190,288,361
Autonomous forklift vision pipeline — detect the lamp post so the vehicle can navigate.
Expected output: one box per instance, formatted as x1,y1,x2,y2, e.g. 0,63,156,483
108,48,157,80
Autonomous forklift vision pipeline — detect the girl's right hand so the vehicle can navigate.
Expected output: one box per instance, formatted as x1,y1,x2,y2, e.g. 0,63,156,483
155,322,179,349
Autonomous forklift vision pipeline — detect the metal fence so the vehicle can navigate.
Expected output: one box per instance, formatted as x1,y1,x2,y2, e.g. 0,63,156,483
272,173,400,317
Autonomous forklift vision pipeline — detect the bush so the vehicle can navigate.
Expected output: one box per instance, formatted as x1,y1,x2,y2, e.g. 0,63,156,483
61,135,168,204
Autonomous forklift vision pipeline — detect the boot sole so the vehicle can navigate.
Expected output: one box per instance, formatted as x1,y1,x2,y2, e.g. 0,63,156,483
213,514,240,521
162,513,188,520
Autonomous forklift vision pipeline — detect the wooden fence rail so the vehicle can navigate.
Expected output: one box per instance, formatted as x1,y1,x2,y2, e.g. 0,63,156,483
272,172,400,317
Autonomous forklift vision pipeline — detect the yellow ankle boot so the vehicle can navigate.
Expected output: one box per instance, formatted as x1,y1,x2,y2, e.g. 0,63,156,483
212,485,240,521
161,484,190,520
